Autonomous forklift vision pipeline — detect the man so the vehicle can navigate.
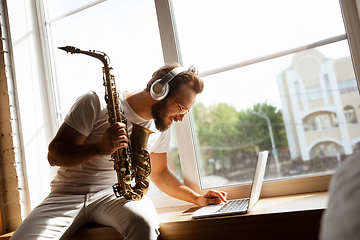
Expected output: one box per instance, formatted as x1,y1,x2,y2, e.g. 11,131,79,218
10,63,227,240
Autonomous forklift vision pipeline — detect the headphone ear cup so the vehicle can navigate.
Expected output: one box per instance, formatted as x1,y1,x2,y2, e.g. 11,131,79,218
150,66,187,100
150,79,170,100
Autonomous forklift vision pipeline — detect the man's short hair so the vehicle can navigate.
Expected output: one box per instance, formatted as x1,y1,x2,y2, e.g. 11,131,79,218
145,62,204,98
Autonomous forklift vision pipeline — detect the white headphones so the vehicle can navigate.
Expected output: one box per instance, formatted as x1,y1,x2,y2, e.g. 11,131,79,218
150,67,187,100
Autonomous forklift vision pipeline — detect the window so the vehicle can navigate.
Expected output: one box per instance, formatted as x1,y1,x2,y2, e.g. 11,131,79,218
171,0,360,196
303,112,338,132
338,79,358,94
309,142,344,169
5,0,360,213
294,81,303,103
306,85,322,102
324,74,333,97
303,118,309,131
315,114,331,130
344,106,357,123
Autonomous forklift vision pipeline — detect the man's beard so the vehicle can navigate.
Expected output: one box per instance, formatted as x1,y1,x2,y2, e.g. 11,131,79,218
151,100,171,132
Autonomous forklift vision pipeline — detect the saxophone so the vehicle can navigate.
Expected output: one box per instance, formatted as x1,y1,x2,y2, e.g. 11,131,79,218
59,46,154,201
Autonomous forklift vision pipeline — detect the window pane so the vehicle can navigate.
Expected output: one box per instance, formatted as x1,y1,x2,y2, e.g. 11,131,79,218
44,0,104,21
172,0,346,73
44,0,164,116
192,40,360,189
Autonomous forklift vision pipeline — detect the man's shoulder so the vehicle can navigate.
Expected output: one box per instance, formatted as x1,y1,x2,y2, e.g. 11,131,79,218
84,90,107,109
83,90,103,99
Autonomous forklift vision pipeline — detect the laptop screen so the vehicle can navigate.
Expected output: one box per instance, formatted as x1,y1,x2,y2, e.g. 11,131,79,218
248,150,268,211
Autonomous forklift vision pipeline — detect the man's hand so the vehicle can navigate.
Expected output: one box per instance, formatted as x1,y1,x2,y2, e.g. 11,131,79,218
96,122,129,155
196,189,228,207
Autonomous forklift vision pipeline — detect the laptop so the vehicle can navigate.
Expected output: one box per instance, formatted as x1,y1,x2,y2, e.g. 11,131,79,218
191,150,268,219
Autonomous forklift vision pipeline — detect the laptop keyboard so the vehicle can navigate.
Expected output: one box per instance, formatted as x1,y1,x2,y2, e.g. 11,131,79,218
215,198,249,213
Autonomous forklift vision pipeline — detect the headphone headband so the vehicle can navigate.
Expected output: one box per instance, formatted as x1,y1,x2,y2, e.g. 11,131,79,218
158,67,187,86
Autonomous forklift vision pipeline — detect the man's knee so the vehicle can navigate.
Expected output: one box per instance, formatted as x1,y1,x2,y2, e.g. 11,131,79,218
123,213,159,239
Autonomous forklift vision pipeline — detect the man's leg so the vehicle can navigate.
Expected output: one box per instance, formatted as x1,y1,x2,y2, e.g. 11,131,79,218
10,192,88,240
87,188,160,240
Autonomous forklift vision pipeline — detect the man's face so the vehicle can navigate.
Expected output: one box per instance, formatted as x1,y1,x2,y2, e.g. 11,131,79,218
151,85,197,132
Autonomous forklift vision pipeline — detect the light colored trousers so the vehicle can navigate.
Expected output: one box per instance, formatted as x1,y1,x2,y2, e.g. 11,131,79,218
10,188,160,240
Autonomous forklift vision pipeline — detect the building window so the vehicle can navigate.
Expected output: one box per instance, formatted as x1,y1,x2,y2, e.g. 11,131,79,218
304,112,338,132
344,105,357,123
303,118,309,131
324,74,333,97
315,114,331,130
306,85,322,101
309,142,344,168
338,79,358,94
295,81,303,103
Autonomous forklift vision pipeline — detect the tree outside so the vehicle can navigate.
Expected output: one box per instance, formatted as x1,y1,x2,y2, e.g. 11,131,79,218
191,100,344,188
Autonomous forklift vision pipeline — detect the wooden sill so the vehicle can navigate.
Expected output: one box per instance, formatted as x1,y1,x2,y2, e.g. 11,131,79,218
157,191,328,221
158,191,327,240
0,192,328,240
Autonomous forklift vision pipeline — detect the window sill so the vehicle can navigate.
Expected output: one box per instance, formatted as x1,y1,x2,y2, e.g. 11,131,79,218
157,191,328,222
158,191,327,240
0,192,328,240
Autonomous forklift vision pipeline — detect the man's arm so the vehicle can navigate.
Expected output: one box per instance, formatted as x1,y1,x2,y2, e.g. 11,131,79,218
149,152,227,207
48,122,128,167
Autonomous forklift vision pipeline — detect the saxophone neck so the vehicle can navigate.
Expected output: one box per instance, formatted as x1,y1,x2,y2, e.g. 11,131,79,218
58,46,109,66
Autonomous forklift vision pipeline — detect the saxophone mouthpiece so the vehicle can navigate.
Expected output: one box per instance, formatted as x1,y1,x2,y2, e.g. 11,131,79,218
58,46,80,54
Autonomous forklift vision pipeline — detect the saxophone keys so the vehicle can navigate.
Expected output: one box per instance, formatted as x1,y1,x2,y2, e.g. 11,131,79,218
131,192,142,201
136,166,146,176
124,174,132,184
138,180,150,190
112,183,122,198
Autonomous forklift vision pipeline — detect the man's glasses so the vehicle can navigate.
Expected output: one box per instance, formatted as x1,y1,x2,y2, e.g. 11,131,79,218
173,98,189,117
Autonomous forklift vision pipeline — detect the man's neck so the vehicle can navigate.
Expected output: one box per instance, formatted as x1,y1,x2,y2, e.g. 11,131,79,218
125,90,155,120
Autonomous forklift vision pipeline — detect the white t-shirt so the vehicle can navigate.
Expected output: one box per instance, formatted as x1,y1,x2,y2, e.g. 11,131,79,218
50,91,171,193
